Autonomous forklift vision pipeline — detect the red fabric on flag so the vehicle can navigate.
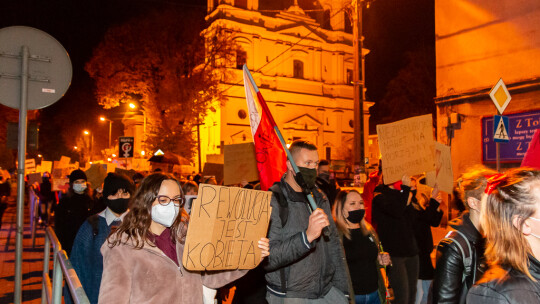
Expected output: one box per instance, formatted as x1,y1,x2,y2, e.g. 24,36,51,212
521,128,540,170
253,93,287,191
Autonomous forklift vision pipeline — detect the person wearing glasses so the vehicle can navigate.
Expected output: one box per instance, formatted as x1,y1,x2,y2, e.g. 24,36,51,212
98,173,270,303
68,172,135,304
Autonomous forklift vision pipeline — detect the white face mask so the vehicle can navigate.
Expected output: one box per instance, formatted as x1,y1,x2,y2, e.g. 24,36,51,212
151,202,180,228
529,216,540,239
73,183,87,194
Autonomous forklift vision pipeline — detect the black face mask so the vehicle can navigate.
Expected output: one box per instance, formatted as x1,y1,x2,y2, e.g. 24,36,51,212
347,209,365,224
318,172,330,182
106,198,130,214
295,167,317,190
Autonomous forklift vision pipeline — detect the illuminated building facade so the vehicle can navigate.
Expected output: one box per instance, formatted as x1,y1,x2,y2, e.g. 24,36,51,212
435,0,540,176
197,0,373,171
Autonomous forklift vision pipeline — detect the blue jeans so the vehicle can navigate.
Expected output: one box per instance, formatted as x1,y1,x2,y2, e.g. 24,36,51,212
355,290,381,304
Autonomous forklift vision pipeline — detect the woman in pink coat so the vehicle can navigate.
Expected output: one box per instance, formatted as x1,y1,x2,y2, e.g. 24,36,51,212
98,173,270,303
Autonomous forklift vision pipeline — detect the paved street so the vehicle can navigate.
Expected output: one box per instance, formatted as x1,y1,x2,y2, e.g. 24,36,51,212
0,194,48,304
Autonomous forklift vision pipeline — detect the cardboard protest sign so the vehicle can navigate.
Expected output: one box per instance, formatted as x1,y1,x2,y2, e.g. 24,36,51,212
224,143,259,185
52,178,69,191
183,184,272,271
377,114,435,184
25,159,36,173
426,142,454,193
59,156,71,168
85,164,108,190
41,161,52,174
28,173,42,185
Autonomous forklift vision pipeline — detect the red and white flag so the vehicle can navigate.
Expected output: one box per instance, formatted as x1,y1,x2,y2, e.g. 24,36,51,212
243,67,287,190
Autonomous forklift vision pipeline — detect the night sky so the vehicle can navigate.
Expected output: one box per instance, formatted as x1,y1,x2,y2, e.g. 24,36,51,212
0,0,434,155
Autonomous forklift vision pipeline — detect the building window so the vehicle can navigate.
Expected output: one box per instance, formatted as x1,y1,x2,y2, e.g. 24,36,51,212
346,69,353,85
236,49,247,69
344,12,353,34
293,60,304,79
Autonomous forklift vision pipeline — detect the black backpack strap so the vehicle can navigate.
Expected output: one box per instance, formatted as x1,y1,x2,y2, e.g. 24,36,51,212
87,214,100,237
269,182,289,294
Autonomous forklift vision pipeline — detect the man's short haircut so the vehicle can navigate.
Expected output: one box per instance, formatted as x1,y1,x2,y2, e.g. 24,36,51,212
289,140,317,156
318,160,330,168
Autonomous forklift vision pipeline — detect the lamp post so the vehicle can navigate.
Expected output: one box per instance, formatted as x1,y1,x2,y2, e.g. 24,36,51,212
99,116,113,148
128,102,147,156
83,130,94,162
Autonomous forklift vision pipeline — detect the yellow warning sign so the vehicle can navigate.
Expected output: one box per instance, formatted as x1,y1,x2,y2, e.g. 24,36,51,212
489,78,511,114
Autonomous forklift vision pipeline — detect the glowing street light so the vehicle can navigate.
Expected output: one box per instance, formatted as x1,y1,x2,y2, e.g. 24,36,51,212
83,130,94,161
37,154,42,158
74,146,78,150
128,103,136,109
140,151,145,156
99,116,113,148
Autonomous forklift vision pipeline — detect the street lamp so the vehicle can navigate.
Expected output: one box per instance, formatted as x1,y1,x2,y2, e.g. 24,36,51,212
83,130,94,162
99,116,113,148
128,102,147,156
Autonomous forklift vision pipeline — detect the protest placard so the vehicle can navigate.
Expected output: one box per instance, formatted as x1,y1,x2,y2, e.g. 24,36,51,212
59,156,71,168
85,164,108,190
377,114,435,184
224,143,259,185
41,161,52,174
426,142,454,193
52,178,69,191
25,159,36,173
183,184,272,271
28,172,42,185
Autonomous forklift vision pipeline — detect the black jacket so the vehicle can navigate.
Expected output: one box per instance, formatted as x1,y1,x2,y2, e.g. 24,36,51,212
431,212,486,304
264,177,351,299
372,184,418,257
412,197,443,279
467,256,540,304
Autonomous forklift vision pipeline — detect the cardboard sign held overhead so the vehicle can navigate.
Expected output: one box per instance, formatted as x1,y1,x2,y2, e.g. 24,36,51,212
183,184,272,271
85,164,108,190
224,143,259,185
59,156,71,168
426,142,454,193
41,160,52,174
25,159,36,173
377,114,435,184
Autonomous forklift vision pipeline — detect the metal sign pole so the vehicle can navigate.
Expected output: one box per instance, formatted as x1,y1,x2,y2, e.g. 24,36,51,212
14,45,29,304
496,110,501,172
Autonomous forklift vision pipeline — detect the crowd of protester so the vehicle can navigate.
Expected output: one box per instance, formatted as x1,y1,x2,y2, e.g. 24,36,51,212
11,138,538,304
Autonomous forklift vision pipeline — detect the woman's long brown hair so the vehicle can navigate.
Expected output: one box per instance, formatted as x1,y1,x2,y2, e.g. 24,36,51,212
332,189,369,239
481,168,540,280
107,173,189,249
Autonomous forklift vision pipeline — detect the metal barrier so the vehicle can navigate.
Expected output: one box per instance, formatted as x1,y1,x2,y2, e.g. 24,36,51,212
29,187,40,248
41,226,90,304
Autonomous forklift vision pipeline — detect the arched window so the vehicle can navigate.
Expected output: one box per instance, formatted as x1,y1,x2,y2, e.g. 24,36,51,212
236,49,247,69
293,60,304,79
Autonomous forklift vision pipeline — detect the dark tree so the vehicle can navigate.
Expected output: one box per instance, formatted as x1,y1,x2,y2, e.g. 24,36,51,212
85,8,241,159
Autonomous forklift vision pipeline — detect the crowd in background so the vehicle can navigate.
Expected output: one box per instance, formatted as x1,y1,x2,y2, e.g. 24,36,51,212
2,139,538,304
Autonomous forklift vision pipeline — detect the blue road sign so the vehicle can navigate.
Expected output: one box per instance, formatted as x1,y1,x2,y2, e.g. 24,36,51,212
482,110,540,162
493,115,510,142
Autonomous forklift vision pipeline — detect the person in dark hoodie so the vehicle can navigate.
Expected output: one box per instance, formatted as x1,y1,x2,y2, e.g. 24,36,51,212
67,173,135,304
38,172,55,225
431,166,495,304
54,169,94,255
410,180,443,304
372,173,418,304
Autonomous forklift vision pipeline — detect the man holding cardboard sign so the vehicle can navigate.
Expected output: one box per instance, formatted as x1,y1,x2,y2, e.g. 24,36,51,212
264,140,351,304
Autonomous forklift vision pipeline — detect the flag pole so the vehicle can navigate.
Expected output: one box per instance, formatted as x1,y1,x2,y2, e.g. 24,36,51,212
243,65,319,212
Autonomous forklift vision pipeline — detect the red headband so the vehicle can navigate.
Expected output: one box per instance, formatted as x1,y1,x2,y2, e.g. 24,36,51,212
485,173,507,194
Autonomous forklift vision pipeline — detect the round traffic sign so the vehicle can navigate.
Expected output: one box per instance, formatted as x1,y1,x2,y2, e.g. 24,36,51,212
0,26,72,110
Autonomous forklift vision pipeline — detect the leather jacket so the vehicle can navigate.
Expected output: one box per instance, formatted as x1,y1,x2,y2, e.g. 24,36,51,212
431,212,486,304
467,255,540,303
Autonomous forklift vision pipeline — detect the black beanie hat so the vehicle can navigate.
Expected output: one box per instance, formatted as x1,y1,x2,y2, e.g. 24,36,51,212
69,169,87,184
103,173,135,198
